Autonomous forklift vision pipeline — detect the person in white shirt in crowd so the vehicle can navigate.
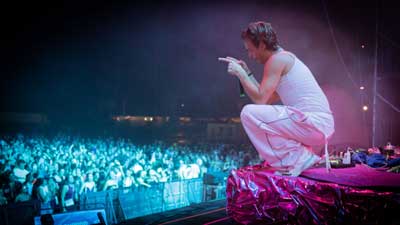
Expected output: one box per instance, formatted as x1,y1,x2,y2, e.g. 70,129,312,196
156,167,170,183
186,163,200,179
12,160,29,184
148,167,161,183
177,159,188,179
122,169,136,188
136,170,151,188
132,160,144,175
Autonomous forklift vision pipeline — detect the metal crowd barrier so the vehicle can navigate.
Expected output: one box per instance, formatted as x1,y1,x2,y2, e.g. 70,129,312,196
80,177,224,223
0,176,226,225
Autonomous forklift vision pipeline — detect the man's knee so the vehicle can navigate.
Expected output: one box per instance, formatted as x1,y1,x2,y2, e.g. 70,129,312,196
240,104,256,122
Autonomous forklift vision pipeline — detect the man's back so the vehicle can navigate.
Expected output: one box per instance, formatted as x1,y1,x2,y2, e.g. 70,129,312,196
274,51,332,114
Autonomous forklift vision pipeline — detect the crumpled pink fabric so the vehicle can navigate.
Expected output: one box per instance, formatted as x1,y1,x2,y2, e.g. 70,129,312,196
226,164,400,225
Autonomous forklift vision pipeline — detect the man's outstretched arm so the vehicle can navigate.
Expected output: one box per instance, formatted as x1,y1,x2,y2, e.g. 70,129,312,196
219,55,283,104
239,55,284,104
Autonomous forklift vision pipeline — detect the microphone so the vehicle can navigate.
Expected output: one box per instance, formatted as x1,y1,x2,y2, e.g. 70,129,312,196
217,56,246,97
239,80,245,97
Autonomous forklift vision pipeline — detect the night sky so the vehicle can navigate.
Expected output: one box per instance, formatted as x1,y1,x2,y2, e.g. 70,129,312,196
1,0,399,122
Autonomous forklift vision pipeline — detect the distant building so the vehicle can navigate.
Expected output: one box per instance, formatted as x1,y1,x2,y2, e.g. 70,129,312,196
112,115,248,143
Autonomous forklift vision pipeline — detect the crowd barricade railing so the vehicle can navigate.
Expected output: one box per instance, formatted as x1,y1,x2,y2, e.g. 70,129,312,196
163,180,189,211
0,178,225,225
80,189,117,224
79,177,220,223
0,176,226,225
118,182,164,220
185,177,204,204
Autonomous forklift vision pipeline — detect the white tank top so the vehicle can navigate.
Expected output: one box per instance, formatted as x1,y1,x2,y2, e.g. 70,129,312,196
275,51,334,171
275,51,332,114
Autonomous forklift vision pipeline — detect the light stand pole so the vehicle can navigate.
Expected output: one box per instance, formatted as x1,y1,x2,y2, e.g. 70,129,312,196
372,3,379,147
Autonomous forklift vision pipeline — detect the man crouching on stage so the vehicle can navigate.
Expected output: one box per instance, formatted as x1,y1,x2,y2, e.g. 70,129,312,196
219,21,334,176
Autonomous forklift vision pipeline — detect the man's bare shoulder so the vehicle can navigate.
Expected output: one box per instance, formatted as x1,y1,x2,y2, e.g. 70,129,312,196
265,51,295,74
271,51,295,63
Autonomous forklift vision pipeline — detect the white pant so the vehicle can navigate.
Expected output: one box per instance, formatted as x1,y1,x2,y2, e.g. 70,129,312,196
240,104,334,170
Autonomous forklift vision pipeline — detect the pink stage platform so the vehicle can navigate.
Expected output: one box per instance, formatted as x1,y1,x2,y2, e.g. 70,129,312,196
226,164,400,225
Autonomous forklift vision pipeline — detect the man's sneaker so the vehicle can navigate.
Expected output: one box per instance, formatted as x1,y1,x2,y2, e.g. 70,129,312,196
291,153,321,176
274,153,321,177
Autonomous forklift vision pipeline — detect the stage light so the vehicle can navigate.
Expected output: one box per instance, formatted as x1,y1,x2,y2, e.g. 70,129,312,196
360,86,365,90
362,105,368,111
361,44,365,48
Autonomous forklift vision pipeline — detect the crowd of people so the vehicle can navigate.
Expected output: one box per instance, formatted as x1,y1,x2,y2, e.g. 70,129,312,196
0,134,260,213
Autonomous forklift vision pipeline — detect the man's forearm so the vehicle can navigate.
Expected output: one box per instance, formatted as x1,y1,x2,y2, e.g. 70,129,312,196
238,74,272,104
248,74,260,89
237,71,261,102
